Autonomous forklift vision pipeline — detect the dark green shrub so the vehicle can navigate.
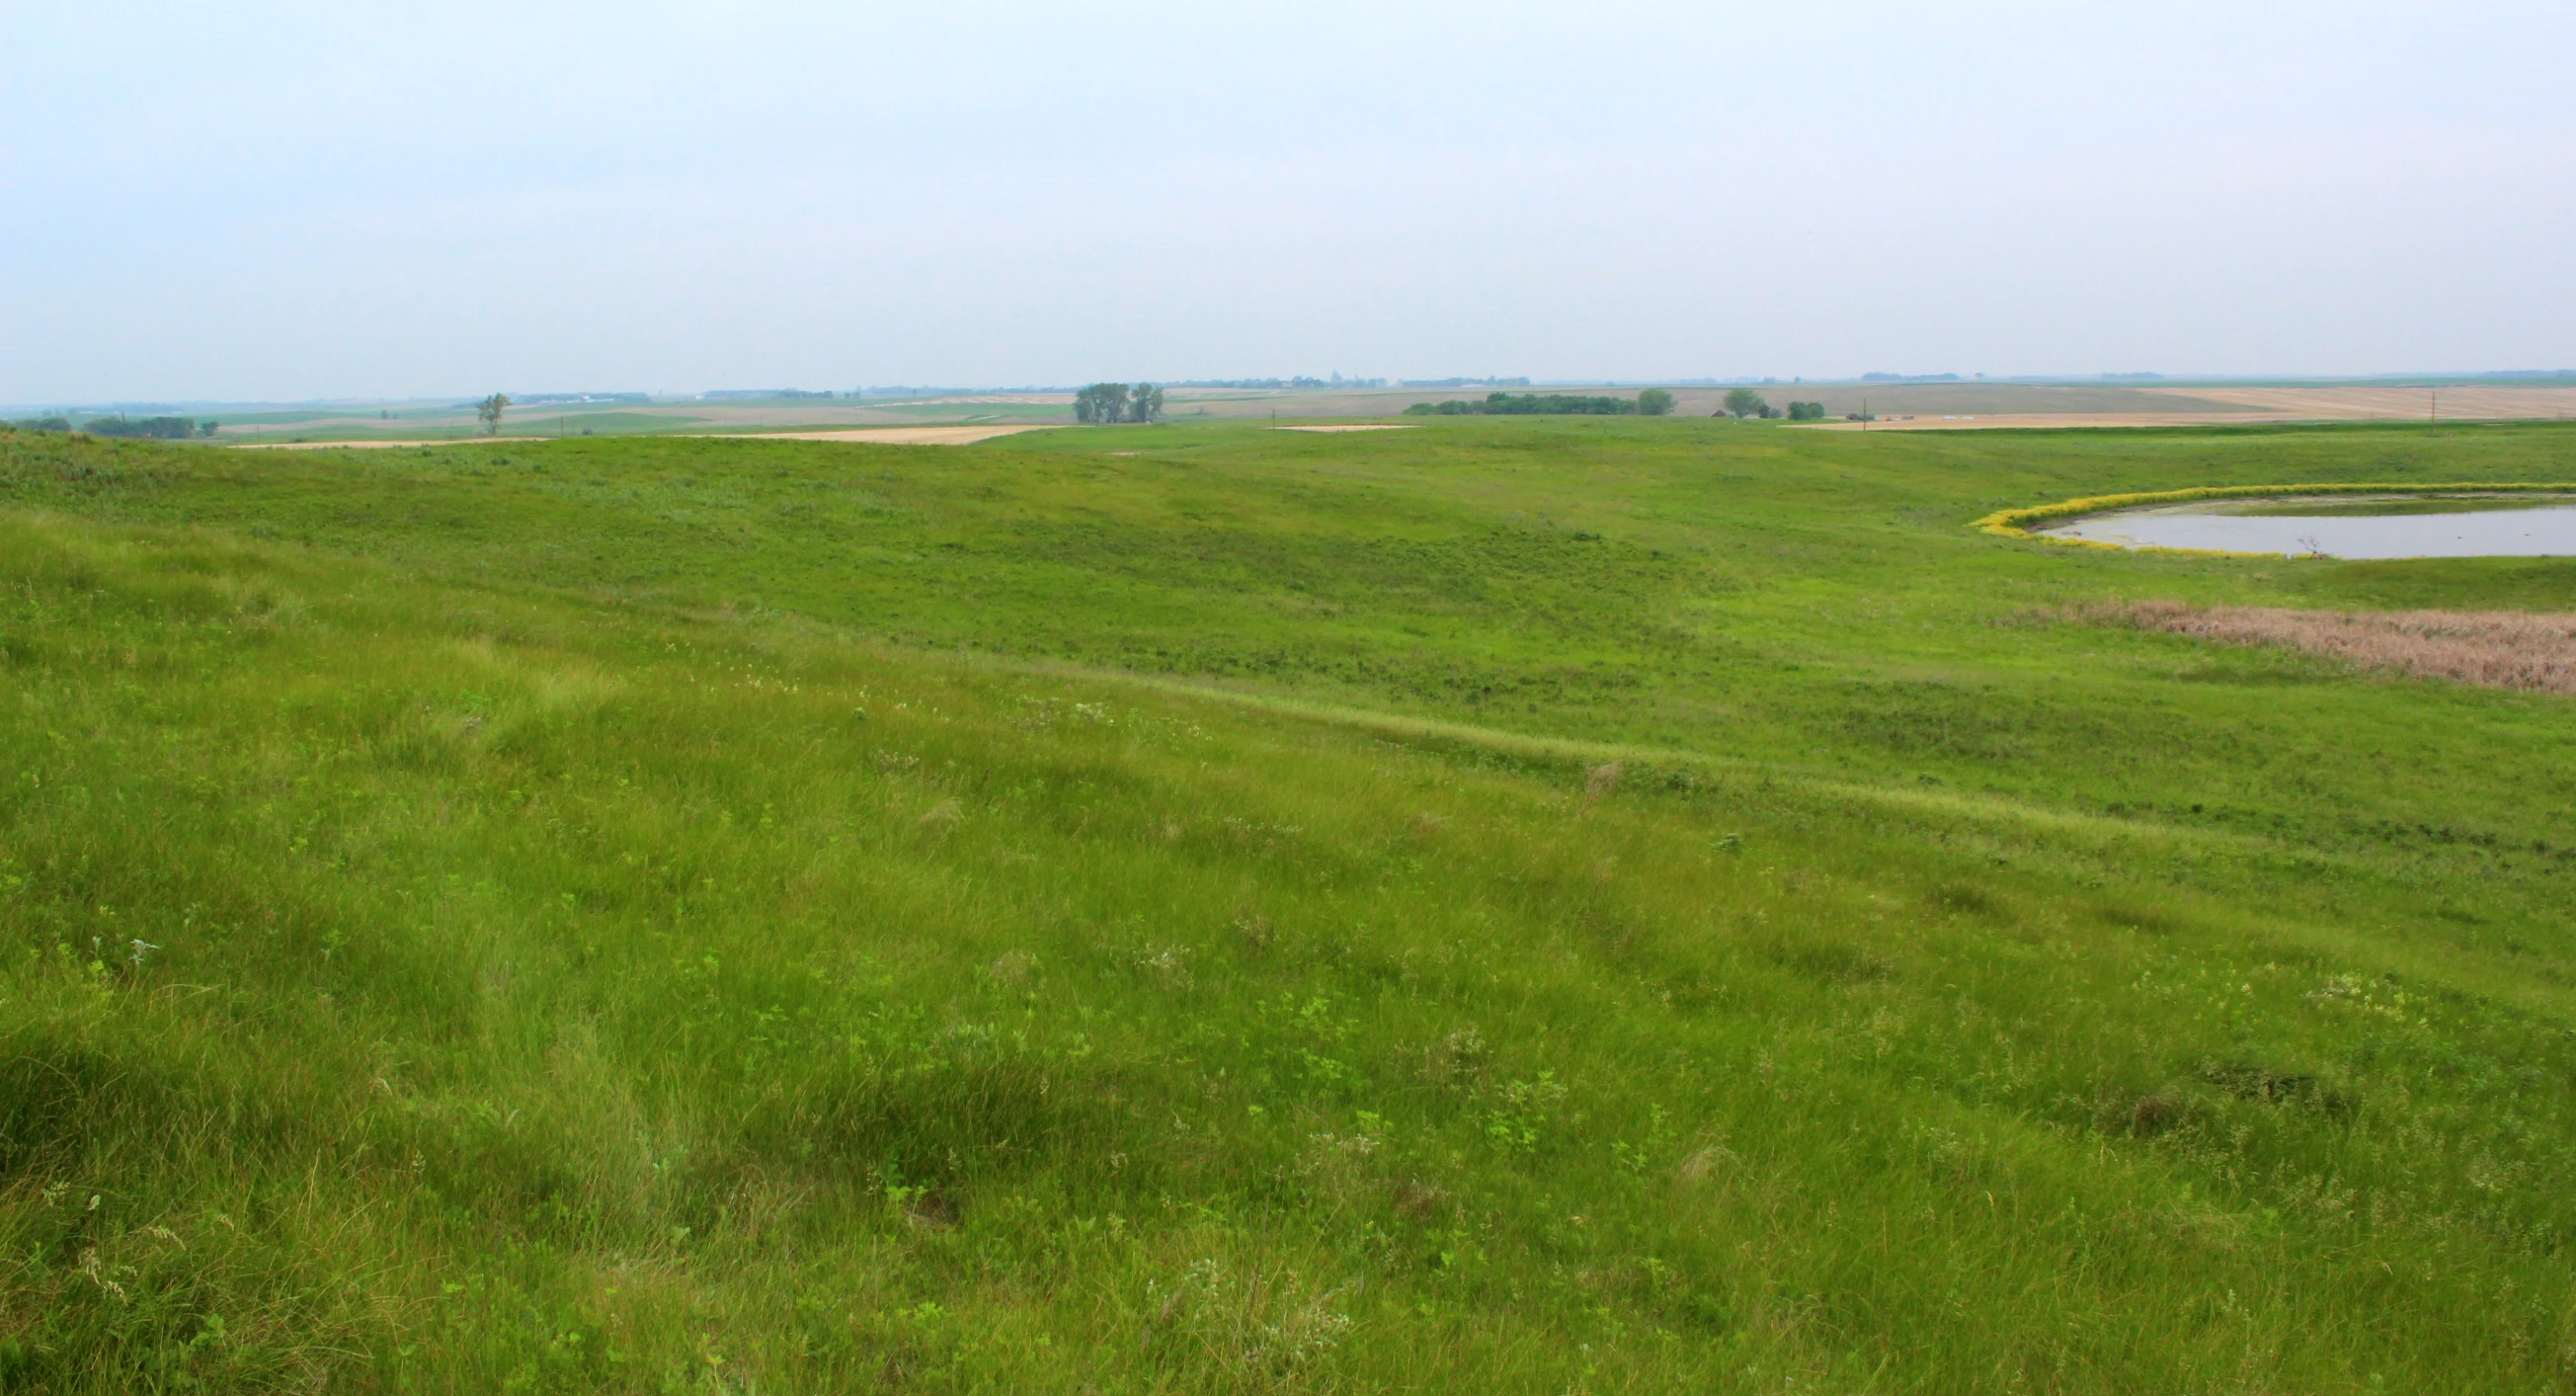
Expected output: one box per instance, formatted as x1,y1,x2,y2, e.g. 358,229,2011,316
81,416,201,440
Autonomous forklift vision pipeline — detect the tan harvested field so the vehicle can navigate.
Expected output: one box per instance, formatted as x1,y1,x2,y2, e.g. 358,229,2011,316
2151,385,2576,420
191,381,2576,447
1720,384,2266,420
1799,386,2576,431
2104,601,2576,695
1155,387,1458,420
597,403,1056,429
896,393,1074,406
1800,413,2265,432
1187,381,2571,424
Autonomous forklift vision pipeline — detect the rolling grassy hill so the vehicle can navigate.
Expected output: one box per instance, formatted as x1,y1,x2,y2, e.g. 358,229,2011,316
3,418,2573,1392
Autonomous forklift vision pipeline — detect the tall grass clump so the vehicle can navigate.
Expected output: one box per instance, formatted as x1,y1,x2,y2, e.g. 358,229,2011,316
2095,600,2576,694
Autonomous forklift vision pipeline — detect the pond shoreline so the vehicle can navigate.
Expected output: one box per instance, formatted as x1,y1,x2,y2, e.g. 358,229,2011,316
1977,482,2576,558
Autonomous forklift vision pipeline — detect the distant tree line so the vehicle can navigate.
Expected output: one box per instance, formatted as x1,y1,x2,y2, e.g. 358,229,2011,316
1717,390,1826,421
1074,382,1166,424
30,415,218,438
1404,390,1672,417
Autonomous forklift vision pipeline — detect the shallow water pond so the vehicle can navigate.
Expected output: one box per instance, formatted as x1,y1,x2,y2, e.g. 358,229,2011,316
2040,494,2576,558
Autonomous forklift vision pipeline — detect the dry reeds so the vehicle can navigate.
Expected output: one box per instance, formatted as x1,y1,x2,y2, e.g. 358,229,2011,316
2097,600,2576,695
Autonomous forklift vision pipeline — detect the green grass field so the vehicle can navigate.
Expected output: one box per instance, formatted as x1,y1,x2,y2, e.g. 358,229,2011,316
2,418,2573,1392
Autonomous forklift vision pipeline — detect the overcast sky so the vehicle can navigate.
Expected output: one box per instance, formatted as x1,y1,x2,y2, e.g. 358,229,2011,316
4,0,2571,403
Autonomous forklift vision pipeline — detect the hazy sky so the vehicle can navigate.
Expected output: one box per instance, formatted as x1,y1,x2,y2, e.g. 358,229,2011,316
5,1,2571,402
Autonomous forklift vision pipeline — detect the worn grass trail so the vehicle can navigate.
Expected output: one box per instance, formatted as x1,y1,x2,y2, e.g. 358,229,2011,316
1,421,2573,1391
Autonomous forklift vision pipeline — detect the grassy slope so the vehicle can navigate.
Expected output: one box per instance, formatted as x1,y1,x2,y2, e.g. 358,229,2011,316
1,420,2572,1391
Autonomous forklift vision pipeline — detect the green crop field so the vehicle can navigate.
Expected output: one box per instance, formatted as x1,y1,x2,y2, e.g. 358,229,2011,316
2,418,2573,1392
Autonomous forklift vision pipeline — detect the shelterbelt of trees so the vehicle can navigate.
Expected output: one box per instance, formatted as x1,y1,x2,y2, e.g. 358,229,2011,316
8,416,216,439
1404,389,1673,416
1074,382,1167,425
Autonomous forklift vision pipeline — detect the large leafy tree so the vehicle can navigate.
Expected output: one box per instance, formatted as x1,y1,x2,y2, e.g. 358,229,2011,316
476,393,512,436
1125,383,1165,424
1722,387,1768,418
1074,382,1130,424
1636,388,1674,416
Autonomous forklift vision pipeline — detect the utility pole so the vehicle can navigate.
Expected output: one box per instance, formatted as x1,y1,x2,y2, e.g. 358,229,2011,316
2429,390,2438,425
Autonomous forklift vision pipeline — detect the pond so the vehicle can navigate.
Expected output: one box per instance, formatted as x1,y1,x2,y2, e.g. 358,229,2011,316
2038,494,2576,558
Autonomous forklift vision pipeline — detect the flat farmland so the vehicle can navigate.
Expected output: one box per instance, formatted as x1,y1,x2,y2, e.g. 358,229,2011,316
2169,383,2576,421
161,381,2576,450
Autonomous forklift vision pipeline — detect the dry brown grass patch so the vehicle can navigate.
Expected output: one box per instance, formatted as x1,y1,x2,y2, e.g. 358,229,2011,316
2095,600,2576,695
